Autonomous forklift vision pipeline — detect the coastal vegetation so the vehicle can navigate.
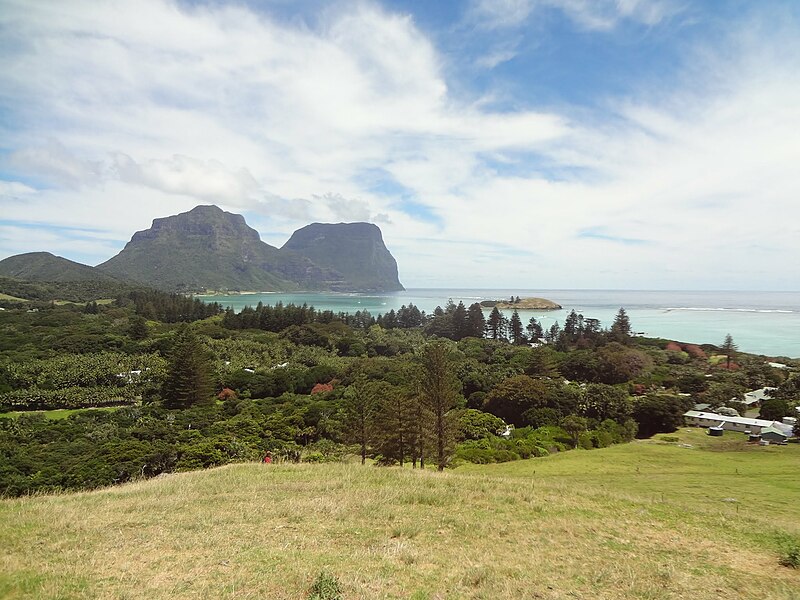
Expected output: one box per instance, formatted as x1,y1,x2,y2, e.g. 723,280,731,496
1,284,798,498
1,280,798,598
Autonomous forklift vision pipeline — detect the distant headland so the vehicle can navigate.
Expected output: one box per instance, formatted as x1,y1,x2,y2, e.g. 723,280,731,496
480,297,562,310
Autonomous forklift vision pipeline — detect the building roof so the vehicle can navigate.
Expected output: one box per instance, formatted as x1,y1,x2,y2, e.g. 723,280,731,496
760,426,788,438
742,387,777,406
683,411,777,429
693,403,711,411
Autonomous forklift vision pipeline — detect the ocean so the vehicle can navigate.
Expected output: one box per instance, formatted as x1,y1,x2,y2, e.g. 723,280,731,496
197,289,800,358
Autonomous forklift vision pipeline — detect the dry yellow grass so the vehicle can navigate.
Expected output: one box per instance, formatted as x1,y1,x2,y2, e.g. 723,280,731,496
1,431,799,599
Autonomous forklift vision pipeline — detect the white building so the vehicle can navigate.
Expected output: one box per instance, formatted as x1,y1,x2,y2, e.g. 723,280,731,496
766,362,790,369
683,410,789,434
741,387,777,407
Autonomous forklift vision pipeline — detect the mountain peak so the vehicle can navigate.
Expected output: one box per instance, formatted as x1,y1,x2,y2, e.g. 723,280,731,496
137,204,260,244
0,252,119,282
97,206,343,292
282,222,403,292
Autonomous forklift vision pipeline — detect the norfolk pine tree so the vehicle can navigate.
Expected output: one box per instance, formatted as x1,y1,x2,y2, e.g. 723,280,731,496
451,301,469,340
373,382,414,466
343,374,379,465
466,302,487,338
411,388,434,468
721,333,737,369
526,316,543,341
128,315,149,340
487,307,507,340
610,307,632,344
419,342,460,471
162,324,214,408
509,310,525,345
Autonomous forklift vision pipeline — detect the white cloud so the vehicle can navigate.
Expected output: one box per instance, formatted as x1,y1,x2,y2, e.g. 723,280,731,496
0,0,564,252
8,140,102,188
111,154,259,203
0,225,126,266
468,0,537,29
0,181,37,197
475,46,520,69
318,193,372,222
0,0,797,289
468,0,679,31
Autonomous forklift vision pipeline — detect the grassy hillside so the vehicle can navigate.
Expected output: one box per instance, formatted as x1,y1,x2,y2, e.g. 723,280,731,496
1,429,798,599
0,292,27,301
0,252,120,283
0,276,139,303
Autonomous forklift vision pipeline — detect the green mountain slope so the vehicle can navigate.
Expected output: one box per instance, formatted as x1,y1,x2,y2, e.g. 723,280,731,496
282,222,404,292
0,252,119,283
97,205,343,292
0,253,137,301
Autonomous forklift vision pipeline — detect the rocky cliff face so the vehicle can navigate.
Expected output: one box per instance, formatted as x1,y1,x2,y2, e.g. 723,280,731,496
98,205,343,292
96,206,402,293
282,222,404,292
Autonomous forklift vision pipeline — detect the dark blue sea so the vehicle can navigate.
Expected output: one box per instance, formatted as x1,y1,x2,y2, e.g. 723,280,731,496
198,289,800,358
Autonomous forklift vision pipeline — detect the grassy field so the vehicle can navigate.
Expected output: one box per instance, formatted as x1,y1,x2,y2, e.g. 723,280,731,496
0,295,115,304
1,429,798,599
0,407,121,420
52,298,116,306
0,293,27,301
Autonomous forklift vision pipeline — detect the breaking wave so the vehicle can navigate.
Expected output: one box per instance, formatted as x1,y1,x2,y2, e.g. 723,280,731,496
664,307,794,314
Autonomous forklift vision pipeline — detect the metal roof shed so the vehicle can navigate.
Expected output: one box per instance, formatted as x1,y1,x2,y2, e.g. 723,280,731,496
760,427,788,443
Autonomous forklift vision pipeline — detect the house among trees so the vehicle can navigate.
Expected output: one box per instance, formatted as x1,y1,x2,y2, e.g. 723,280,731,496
741,387,778,408
766,361,791,370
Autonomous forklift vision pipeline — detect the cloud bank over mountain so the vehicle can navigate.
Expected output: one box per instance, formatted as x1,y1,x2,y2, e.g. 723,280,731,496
0,0,798,289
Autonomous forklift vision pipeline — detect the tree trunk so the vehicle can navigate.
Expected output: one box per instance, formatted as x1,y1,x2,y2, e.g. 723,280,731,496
437,407,446,471
360,416,367,465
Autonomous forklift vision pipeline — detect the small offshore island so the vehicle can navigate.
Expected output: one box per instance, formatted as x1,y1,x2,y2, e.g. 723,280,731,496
481,296,562,310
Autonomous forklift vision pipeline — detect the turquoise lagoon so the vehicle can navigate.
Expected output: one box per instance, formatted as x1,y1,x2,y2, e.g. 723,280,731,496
198,289,800,358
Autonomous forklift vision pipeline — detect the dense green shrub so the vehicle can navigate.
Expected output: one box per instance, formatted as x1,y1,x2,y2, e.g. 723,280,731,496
454,439,520,464
457,409,507,440
307,572,343,600
776,534,800,569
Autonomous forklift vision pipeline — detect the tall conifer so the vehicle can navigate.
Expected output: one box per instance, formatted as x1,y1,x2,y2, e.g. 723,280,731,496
419,342,459,471
162,325,214,408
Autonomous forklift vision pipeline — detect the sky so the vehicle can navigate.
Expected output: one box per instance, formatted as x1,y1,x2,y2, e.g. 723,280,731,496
1,0,799,290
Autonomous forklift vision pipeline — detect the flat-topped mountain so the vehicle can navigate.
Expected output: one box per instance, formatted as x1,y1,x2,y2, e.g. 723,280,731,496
0,252,120,283
97,205,344,292
92,205,402,293
282,222,404,292
2,207,403,293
